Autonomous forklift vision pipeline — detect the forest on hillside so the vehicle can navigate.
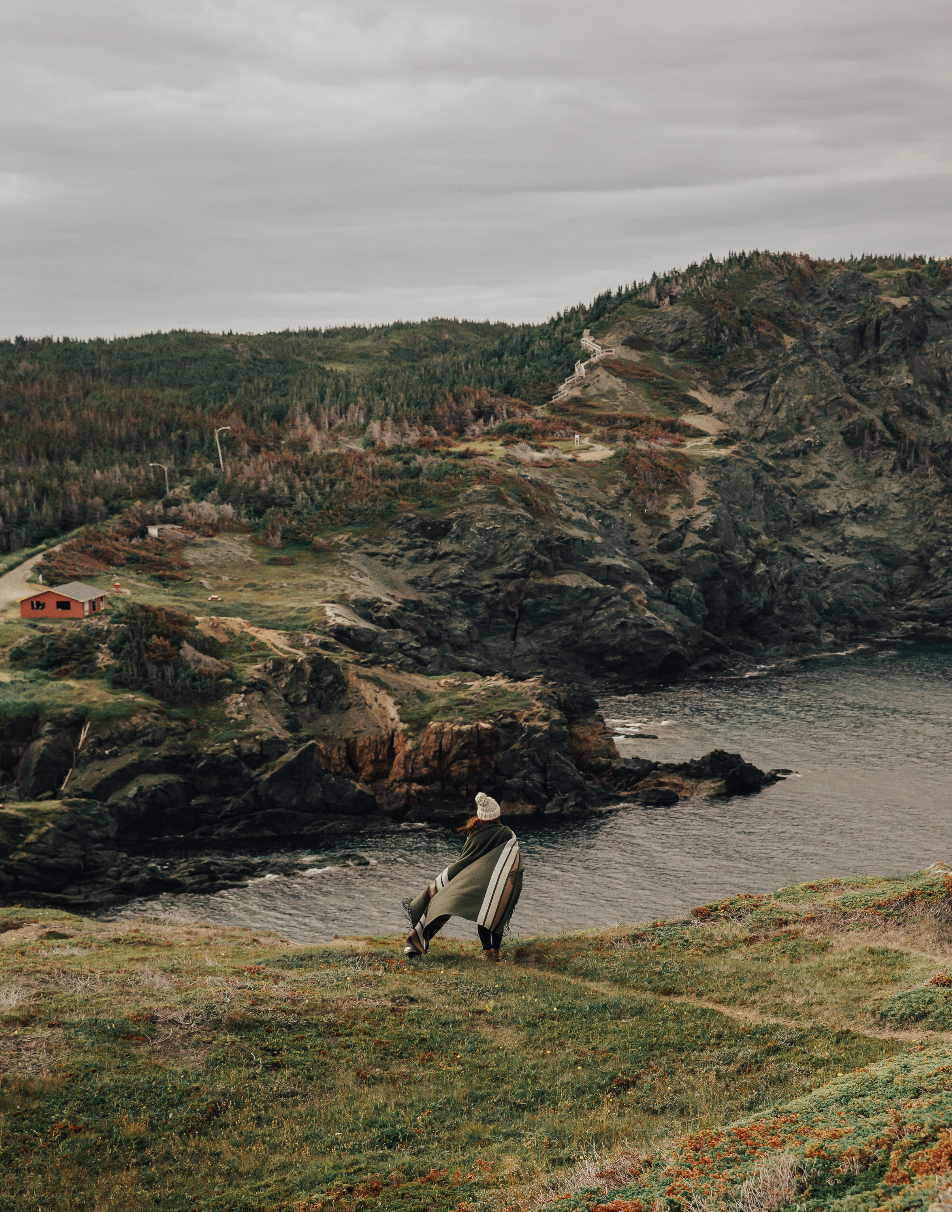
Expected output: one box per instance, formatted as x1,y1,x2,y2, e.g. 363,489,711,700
1,251,948,556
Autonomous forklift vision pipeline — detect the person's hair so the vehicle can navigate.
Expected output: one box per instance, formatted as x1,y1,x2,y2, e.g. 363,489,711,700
458,815,500,836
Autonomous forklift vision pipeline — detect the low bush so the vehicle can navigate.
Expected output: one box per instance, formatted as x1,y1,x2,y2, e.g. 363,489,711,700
615,446,690,513
107,602,230,704
871,986,952,1029
39,521,190,584
8,627,102,680
11,604,234,706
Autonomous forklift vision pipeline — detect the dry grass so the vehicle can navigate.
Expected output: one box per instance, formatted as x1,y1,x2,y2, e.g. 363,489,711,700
734,1152,806,1212
5,874,952,1212
0,983,26,1011
0,901,902,1212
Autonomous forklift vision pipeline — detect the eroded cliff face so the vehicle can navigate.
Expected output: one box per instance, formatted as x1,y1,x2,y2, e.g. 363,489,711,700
329,265,952,679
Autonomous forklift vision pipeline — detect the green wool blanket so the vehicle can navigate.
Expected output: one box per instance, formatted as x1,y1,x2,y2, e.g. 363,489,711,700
405,823,523,954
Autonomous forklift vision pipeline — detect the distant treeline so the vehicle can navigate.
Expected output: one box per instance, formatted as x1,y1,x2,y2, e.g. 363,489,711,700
2,251,949,554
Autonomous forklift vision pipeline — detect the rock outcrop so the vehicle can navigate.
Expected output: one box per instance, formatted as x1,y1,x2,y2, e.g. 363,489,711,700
16,716,84,800
0,795,372,910
612,749,780,800
0,649,779,907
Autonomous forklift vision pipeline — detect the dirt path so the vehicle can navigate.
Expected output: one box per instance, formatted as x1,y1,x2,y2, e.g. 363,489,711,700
194,615,305,656
524,968,952,1046
574,442,614,462
0,546,61,609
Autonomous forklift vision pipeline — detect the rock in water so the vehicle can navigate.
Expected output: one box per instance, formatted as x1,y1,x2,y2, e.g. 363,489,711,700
636,788,680,805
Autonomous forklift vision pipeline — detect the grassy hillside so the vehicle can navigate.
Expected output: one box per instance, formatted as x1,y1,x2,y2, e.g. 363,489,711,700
4,869,952,1211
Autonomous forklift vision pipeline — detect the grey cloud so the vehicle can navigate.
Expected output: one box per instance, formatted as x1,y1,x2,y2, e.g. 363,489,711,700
1,0,950,337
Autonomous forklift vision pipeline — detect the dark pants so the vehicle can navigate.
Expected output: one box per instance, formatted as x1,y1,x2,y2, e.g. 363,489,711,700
477,925,503,951
423,917,502,950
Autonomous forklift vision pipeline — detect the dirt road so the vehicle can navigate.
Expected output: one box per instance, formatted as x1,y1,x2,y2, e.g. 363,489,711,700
0,548,60,609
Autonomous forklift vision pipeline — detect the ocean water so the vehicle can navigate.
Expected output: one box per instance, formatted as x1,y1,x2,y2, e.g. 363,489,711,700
106,643,952,945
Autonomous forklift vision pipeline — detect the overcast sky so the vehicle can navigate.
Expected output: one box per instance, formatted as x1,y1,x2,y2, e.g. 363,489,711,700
2,0,950,339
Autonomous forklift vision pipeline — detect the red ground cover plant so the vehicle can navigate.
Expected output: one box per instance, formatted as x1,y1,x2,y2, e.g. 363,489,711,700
616,445,690,515
542,1044,952,1212
39,523,191,583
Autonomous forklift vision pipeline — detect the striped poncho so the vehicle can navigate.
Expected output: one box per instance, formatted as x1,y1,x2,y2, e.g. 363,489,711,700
405,822,523,955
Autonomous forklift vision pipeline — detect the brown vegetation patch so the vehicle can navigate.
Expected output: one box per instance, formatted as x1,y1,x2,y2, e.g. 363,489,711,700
40,522,191,583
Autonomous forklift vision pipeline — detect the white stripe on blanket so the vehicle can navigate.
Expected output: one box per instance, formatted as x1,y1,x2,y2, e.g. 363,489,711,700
412,867,452,948
476,837,520,929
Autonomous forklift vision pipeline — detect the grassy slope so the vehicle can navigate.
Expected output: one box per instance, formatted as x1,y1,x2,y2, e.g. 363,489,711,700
0,533,545,746
4,872,952,1212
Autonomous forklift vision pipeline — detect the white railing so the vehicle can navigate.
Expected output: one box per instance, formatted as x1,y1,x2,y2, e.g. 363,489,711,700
580,334,615,358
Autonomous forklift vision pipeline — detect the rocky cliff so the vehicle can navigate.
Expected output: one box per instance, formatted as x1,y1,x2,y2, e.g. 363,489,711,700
0,644,778,907
324,259,952,680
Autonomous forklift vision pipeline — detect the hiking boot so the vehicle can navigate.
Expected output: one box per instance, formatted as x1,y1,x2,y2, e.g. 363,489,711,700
491,948,501,962
480,949,496,961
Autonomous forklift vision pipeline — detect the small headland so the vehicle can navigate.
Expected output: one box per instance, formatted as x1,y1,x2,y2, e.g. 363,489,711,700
1,535,779,910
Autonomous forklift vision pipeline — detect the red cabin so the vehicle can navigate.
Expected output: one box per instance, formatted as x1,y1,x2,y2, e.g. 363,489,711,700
20,581,107,620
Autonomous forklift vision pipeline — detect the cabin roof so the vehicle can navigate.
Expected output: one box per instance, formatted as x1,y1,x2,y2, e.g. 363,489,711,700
46,582,105,602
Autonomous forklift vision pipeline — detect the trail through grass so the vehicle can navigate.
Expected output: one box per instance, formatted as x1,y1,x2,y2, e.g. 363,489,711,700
4,871,952,1210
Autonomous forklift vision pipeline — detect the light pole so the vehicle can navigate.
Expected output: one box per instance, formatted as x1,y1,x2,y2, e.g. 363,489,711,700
149,463,170,496
214,426,231,472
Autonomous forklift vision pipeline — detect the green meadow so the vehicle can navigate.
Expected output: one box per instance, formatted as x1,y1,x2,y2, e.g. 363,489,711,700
3,870,952,1211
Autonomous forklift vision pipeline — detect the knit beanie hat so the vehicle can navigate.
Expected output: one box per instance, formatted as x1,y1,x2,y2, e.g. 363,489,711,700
475,792,501,820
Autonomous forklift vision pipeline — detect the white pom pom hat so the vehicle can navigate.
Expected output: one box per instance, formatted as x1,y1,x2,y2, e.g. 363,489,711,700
475,792,501,820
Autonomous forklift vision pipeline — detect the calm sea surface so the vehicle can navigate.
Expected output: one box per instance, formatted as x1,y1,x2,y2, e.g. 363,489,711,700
106,644,952,944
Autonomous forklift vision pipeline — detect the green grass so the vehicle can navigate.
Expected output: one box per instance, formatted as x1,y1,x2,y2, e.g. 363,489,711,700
394,681,536,731
871,987,952,1030
47,533,364,635
4,859,952,1212
9,871,952,1212
537,873,952,1029
0,913,896,1212
0,668,145,723
0,618,32,651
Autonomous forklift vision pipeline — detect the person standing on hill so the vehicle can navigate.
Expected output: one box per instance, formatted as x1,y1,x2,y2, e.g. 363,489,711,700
404,793,523,962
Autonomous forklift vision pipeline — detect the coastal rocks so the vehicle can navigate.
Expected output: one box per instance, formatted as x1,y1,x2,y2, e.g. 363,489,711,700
0,717,36,799
311,274,952,680
16,718,83,800
108,774,197,840
610,750,779,801
217,741,377,839
0,713,86,803
0,634,779,910
316,693,619,822
340,508,696,680
0,799,119,901
636,788,679,805
1,817,373,909
233,677,302,735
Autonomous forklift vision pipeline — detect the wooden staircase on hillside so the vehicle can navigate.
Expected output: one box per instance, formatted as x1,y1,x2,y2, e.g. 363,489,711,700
551,329,615,401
